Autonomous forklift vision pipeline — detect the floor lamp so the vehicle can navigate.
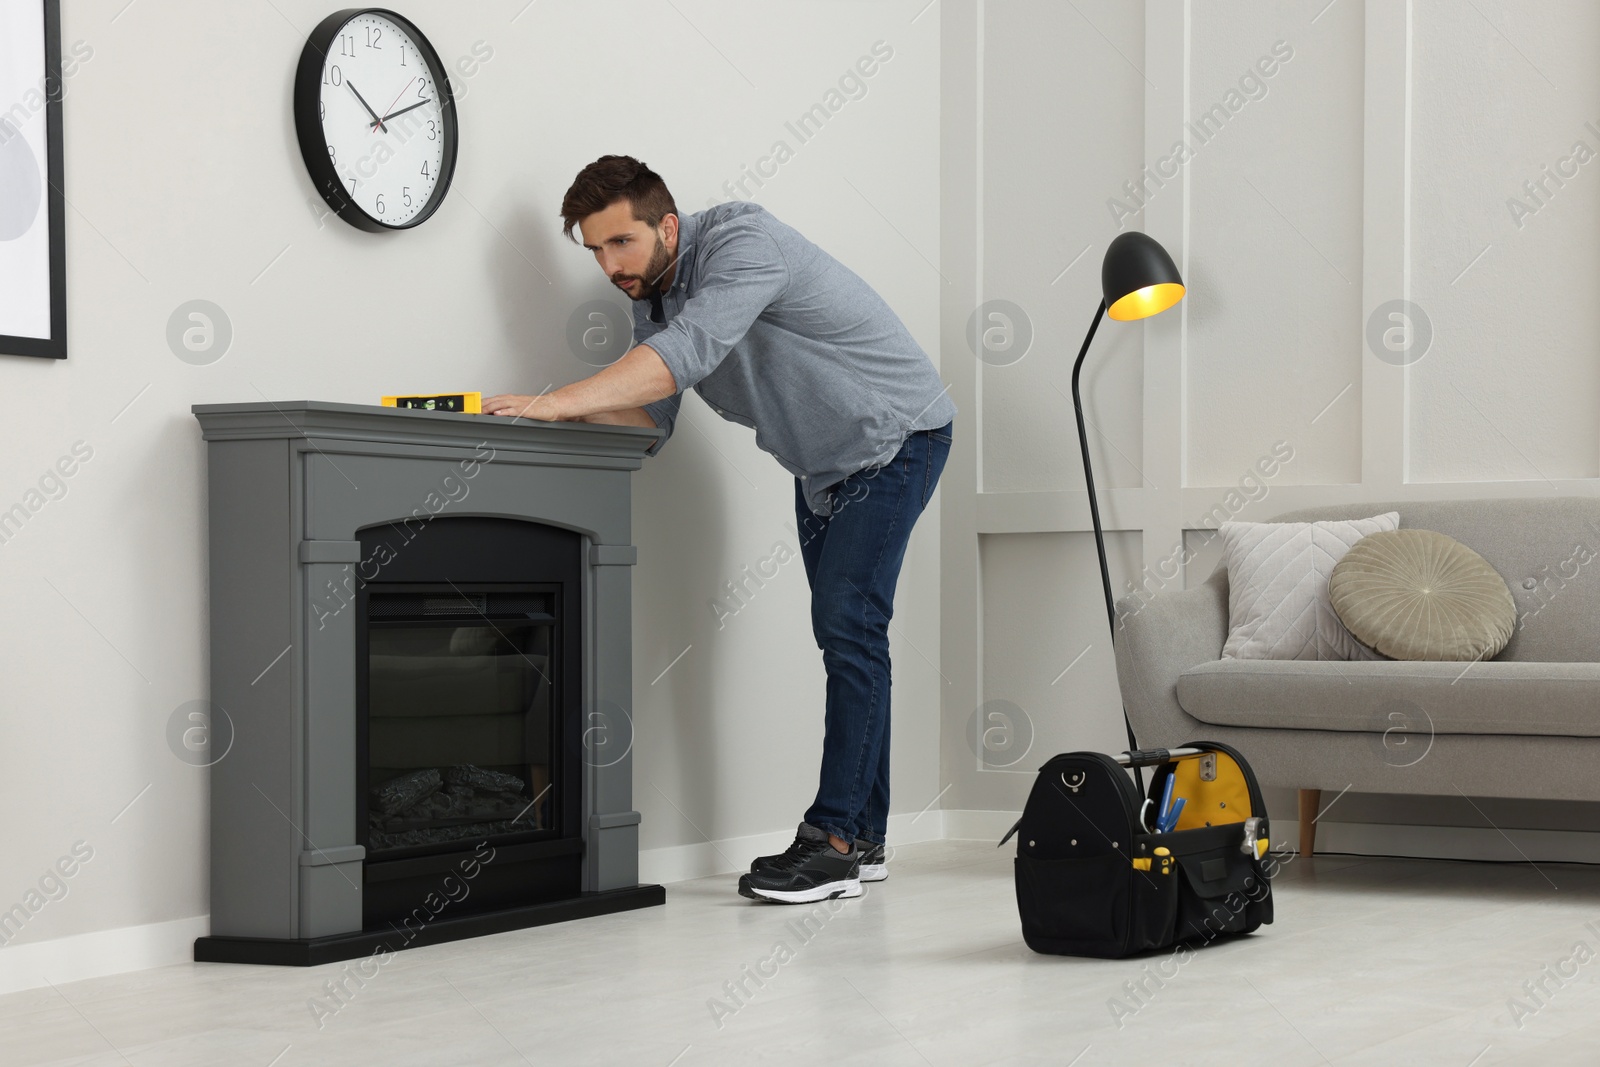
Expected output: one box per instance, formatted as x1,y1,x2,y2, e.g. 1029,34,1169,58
1070,231,1186,760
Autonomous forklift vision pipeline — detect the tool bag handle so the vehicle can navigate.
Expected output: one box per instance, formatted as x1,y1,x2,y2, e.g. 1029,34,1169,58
998,747,1211,847
1117,746,1206,769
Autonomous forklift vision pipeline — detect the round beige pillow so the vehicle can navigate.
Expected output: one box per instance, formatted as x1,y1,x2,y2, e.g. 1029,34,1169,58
1329,529,1516,661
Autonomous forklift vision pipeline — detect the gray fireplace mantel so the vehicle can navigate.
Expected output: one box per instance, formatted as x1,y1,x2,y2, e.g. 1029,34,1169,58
191,401,663,962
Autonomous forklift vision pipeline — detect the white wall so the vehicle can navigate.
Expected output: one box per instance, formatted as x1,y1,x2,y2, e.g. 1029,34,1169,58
1408,0,1600,481
943,0,1152,815
0,0,943,974
943,0,1600,845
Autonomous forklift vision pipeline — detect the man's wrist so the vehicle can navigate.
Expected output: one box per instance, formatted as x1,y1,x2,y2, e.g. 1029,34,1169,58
540,391,574,422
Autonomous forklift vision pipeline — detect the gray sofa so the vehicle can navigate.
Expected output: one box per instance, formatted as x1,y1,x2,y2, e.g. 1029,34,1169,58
1114,497,1600,855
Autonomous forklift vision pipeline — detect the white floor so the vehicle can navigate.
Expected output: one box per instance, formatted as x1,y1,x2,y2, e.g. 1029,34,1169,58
7,840,1600,1066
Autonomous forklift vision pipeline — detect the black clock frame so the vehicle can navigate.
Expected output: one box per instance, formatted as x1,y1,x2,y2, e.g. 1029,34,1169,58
293,8,459,232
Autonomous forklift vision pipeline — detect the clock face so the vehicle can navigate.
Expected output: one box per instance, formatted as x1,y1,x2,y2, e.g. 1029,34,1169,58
295,9,458,231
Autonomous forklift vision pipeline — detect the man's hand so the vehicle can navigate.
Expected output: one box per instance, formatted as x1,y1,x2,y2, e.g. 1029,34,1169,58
483,393,564,420
482,346,676,424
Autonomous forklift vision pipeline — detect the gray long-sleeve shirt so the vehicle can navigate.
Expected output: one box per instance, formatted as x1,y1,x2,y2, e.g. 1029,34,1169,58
634,201,956,516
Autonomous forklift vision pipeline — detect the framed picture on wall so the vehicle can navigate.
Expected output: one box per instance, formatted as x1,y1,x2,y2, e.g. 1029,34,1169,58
0,0,66,360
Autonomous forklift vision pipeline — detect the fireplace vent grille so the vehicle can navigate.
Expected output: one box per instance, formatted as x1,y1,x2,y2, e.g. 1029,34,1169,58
422,594,486,615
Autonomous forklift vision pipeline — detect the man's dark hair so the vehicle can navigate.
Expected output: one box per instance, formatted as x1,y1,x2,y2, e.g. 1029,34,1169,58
560,155,678,244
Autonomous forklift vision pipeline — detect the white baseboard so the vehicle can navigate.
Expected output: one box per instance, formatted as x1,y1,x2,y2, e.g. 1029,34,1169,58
639,809,947,886
940,809,1022,842
0,915,208,997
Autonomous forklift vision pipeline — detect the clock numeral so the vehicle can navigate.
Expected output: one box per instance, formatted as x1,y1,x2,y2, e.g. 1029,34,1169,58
339,34,355,57
416,81,428,100
421,161,430,178
365,26,383,49
327,145,337,165
426,120,437,141
347,175,358,193
319,100,325,121
402,187,412,208
376,194,386,214
324,64,343,87
400,47,407,67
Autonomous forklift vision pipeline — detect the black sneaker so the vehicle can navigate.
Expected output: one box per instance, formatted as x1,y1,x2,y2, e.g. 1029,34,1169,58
738,823,862,904
857,839,888,882
748,826,811,874
749,831,888,879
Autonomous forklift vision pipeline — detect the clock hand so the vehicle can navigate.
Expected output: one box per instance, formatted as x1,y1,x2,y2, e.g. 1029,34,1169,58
369,97,432,128
370,77,417,135
345,80,388,134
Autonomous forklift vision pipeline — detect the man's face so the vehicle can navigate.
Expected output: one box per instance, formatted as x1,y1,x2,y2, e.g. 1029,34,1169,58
579,200,678,301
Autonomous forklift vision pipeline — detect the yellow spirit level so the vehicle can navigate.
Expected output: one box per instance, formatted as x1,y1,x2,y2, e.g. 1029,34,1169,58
381,392,482,414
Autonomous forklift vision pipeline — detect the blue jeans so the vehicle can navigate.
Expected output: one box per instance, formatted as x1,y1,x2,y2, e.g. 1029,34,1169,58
794,422,953,846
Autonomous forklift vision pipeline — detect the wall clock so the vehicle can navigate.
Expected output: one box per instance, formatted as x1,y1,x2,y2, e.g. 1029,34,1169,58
294,8,459,231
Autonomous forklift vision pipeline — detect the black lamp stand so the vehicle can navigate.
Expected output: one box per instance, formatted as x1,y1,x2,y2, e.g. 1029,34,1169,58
1070,298,1143,771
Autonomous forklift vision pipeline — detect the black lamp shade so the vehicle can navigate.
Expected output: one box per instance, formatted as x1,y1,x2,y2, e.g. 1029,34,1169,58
1102,231,1185,321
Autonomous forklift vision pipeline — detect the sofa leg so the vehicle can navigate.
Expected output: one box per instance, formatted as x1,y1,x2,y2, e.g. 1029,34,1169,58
1298,789,1321,858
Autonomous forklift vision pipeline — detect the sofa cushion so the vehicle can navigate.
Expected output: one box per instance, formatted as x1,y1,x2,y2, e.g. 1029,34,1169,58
1329,529,1517,661
1219,512,1399,661
1260,498,1600,663
1177,659,1600,737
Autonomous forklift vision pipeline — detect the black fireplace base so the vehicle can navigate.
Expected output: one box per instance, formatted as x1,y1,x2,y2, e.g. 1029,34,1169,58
192,884,665,967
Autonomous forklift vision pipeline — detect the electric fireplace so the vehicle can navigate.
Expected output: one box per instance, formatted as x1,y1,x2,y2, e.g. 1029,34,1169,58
190,401,663,966
357,517,584,926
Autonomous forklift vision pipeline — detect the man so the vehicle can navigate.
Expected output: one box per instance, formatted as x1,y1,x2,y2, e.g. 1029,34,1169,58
484,155,955,904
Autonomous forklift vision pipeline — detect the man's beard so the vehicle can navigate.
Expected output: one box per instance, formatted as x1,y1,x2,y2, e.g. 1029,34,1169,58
614,235,674,301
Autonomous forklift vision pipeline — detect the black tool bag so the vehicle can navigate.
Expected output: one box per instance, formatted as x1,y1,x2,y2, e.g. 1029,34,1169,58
1001,741,1274,958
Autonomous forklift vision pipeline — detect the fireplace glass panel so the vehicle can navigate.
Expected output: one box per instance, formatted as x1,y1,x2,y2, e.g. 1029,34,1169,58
365,592,556,856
